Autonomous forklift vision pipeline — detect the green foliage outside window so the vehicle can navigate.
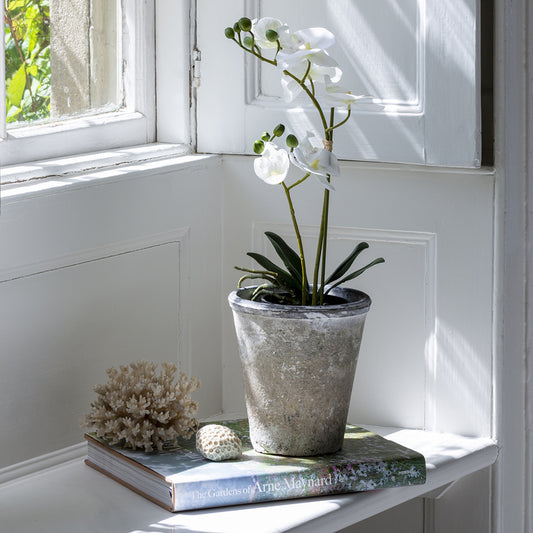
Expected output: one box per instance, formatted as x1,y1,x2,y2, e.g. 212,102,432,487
4,0,50,124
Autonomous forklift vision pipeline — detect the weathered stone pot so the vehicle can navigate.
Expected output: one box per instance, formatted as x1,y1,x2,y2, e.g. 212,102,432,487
228,286,371,457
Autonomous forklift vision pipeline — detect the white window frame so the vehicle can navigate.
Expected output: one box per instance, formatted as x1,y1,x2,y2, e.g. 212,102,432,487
0,0,191,174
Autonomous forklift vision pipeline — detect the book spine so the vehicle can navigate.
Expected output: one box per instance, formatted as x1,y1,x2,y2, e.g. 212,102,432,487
172,458,425,511
172,473,346,511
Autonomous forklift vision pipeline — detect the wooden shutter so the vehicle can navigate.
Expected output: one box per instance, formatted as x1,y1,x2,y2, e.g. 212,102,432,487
197,0,481,168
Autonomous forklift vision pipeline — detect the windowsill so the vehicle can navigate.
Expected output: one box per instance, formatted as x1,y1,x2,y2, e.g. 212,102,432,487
0,143,219,203
0,425,498,533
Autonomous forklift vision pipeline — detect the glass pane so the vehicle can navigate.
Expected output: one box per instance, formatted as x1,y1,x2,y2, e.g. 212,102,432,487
4,0,122,128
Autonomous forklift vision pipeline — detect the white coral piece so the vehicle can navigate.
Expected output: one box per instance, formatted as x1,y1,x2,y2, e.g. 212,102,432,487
83,361,200,452
196,424,242,461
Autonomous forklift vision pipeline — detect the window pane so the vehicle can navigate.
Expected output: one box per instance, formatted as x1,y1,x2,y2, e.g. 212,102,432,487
4,0,122,128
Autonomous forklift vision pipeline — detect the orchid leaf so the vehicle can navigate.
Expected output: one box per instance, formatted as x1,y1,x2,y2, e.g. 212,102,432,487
325,242,369,285
264,231,307,290
324,257,385,294
247,252,301,293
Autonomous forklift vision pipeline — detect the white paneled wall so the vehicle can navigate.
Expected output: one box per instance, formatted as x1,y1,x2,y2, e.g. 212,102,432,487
222,155,495,438
1,153,495,531
221,155,495,532
0,155,223,468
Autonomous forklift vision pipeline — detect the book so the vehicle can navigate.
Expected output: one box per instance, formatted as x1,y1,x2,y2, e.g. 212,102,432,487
84,419,426,512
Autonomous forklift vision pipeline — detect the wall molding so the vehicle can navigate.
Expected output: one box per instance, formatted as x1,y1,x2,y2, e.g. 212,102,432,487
0,228,192,373
254,222,437,428
243,0,424,113
0,441,86,486
0,228,189,284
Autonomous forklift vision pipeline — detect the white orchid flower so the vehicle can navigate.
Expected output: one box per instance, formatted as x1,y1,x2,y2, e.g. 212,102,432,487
325,84,363,105
276,28,341,102
281,58,343,102
279,27,336,56
252,17,285,50
311,79,369,108
290,134,340,190
254,142,290,184
277,28,337,79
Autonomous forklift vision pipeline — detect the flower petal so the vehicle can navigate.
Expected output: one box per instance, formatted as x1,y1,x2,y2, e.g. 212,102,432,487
318,149,340,177
252,18,285,49
314,173,336,191
290,138,340,180
285,28,336,52
254,143,290,184
280,76,304,102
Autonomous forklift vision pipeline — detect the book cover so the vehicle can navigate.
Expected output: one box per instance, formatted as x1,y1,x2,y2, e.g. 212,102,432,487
84,419,426,512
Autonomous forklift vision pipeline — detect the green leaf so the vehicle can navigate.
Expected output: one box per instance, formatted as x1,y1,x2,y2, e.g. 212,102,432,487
264,232,306,289
325,258,385,294
8,0,27,11
27,9,40,56
247,252,300,293
6,105,22,122
26,63,38,77
6,64,27,107
325,242,369,285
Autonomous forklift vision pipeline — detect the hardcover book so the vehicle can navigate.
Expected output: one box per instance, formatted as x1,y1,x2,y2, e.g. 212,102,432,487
84,419,426,512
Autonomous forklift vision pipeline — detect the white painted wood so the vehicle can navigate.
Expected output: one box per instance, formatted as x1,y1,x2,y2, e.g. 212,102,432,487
0,155,224,468
0,241,185,468
121,0,155,124
222,155,495,439
527,4,533,530
253,223,435,430
0,142,190,185
424,0,481,167
0,112,151,166
430,468,491,533
197,0,481,167
155,0,192,145
492,0,531,531
0,443,86,485
338,499,424,533
0,426,497,533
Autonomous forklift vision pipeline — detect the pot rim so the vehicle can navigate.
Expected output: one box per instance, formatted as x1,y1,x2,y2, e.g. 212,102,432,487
228,286,371,318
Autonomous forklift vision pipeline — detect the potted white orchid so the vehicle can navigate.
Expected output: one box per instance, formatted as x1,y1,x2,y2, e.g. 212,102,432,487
226,16,384,457
225,16,384,306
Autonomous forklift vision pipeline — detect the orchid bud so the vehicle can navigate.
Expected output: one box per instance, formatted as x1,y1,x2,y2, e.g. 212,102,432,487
273,124,285,137
261,132,270,142
243,35,254,48
233,22,241,33
253,140,265,154
238,17,252,32
286,134,299,148
265,29,279,42
224,27,235,39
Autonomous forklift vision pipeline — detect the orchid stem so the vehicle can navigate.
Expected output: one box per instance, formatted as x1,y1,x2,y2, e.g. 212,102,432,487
283,70,328,133
318,109,336,303
234,37,277,66
312,192,328,305
326,105,352,134
313,108,335,304
282,182,308,305
287,172,311,191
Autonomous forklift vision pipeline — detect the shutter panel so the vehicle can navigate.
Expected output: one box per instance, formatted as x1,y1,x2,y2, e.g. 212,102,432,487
197,0,480,168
